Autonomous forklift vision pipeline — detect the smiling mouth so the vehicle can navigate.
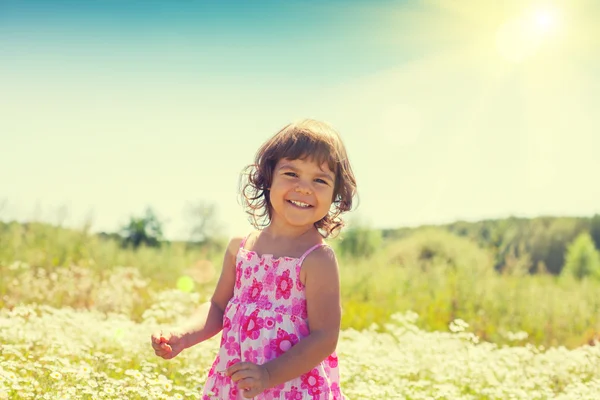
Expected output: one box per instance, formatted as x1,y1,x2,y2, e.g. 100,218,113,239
287,200,313,208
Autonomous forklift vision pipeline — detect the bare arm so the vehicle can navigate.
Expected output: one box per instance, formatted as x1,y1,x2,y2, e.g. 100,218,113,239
262,246,342,387
177,237,242,349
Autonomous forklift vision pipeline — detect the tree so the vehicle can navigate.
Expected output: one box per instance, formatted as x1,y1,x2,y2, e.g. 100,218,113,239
0,198,6,220
590,214,600,250
185,201,223,245
387,227,494,277
561,232,600,280
338,221,382,259
121,207,164,249
528,217,584,275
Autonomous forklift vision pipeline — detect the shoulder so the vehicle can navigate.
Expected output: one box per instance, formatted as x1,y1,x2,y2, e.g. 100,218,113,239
302,244,338,273
300,244,340,288
225,230,260,257
225,235,246,259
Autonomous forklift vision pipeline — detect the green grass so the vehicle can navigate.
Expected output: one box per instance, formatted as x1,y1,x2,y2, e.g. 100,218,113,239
2,221,600,349
338,253,600,348
2,221,600,398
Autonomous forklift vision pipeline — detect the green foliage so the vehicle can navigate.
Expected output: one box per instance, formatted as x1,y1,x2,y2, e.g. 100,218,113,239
340,250,600,349
386,227,494,278
120,207,164,249
561,232,600,280
590,213,600,250
428,216,590,275
337,224,382,258
184,201,224,246
528,217,584,274
0,220,225,293
3,215,600,350
0,220,96,269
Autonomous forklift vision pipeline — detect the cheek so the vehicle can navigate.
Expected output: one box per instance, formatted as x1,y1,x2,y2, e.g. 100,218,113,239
317,189,335,207
272,178,293,193
268,184,287,203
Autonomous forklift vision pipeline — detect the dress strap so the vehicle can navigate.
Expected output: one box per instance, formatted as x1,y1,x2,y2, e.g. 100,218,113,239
240,231,258,250
239,235,249,249
299,243,328,263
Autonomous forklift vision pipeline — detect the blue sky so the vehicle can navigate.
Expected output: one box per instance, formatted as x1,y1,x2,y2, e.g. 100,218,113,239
2,0,599,240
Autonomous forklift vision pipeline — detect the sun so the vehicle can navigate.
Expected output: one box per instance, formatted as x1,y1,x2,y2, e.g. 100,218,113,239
495,4,563,63
532,6,560,34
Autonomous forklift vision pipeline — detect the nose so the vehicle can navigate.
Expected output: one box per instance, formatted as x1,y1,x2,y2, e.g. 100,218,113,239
295,182,312,195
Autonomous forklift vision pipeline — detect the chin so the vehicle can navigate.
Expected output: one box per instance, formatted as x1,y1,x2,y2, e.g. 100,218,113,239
285,218,316,228
288,214,327,228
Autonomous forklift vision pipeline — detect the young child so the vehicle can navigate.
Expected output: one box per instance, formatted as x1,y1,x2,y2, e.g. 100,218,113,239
151,119,357,399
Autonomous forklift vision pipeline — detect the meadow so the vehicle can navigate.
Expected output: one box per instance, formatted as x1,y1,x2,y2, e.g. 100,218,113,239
1,220,600,399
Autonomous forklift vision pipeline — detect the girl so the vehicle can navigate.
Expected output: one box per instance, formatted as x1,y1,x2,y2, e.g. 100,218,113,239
151,119,357,399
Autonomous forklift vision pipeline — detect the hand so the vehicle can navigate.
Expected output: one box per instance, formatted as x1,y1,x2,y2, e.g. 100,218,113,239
151,330,186,360
227,362,271,398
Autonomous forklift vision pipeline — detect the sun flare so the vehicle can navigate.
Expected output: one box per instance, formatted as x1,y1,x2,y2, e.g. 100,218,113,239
495,5,563,63
532,7,559,34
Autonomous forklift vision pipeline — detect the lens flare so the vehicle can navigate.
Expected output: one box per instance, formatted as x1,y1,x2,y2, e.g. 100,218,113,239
176,275,195,293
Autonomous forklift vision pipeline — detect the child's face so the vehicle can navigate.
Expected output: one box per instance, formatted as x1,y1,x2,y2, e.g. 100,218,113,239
269,157,335,229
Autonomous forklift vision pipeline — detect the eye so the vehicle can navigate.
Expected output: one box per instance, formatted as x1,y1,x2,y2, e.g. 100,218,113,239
284,172,298,177
315,178,329,185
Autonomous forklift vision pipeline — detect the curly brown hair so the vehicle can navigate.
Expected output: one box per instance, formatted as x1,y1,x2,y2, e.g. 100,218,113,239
239,119,357,238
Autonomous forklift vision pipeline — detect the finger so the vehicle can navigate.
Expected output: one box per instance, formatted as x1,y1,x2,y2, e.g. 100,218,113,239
156,349,176,360
152,345,165,354
236,377,255,391
230,369,253,383
153,344,173,355
160,343,172,352
243,387,260,398
151,332,162,344
152,340,166,350
226,362,248,376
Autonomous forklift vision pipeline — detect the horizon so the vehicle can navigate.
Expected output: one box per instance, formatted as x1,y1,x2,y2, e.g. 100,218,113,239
1,203,596,241
2,0,599,240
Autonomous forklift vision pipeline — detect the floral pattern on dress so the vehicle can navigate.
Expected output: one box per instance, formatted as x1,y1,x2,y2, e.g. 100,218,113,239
202,243,344,400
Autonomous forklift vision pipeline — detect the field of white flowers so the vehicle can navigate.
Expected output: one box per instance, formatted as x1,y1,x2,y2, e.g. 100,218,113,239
2,299,600,399
2,262,600,399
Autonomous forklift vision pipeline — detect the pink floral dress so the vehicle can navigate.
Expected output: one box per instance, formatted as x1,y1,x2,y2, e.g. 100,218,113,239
202,236,344,399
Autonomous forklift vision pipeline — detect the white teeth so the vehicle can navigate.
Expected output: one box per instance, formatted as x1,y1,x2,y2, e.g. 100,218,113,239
289,200,310,208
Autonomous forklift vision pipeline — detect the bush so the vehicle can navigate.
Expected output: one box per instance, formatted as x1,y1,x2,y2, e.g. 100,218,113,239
561,232,600,280
386,227,494,278
338,225,382,259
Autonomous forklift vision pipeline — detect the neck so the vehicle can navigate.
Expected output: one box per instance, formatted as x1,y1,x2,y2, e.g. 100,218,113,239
264,217,316,240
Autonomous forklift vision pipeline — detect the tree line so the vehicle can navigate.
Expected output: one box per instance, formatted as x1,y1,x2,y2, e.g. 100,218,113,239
381,214,600,277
